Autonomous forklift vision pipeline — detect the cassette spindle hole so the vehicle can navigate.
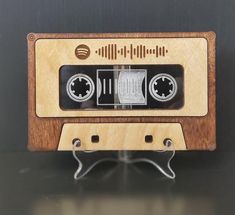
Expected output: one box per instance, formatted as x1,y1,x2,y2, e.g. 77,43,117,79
66,74,95,102
149,73,178,102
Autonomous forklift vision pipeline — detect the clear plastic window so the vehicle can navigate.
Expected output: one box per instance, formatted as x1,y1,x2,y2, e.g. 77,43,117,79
59,65,184,110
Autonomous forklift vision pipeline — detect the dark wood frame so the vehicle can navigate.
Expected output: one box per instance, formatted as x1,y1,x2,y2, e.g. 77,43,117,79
28,32,216,151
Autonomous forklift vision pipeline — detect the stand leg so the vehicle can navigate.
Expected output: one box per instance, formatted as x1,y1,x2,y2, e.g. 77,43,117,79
128,150,175,179
72,139,118,180
72,138,176,180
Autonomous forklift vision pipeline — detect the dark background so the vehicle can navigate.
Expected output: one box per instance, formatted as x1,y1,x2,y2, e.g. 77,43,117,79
0,0,234,152
0,0,235,214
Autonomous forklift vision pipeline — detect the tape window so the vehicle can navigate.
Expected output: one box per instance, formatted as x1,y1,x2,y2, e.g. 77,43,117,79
59,65,184,110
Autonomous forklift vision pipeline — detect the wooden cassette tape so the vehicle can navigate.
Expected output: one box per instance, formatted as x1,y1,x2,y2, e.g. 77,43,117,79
28,32,216,151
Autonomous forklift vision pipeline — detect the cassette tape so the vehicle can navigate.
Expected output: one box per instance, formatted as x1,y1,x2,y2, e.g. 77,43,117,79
28,32,216,151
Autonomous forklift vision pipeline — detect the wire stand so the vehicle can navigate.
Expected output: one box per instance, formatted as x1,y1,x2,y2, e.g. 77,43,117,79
72,138,175,180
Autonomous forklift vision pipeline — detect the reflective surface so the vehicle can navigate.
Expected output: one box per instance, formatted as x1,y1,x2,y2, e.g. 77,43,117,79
0,152,234,215
59,65,184,110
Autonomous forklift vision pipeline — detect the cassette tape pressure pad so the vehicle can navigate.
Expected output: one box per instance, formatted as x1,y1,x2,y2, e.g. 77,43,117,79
28,32,216,151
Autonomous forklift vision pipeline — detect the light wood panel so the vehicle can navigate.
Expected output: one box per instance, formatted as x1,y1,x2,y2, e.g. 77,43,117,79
35,38,208,117
58,123,186,150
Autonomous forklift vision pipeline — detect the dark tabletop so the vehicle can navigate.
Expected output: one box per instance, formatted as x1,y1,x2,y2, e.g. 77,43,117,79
0,151,234,215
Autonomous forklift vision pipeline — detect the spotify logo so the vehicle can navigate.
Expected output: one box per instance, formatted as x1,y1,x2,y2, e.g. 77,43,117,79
75,44,90,60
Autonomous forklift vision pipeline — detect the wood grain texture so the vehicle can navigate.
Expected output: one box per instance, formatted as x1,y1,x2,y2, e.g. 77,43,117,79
35,37,207,117
58,123,186,151
28,32,216,151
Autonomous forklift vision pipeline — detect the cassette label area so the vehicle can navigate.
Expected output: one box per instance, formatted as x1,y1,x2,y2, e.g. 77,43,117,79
35,37,208,117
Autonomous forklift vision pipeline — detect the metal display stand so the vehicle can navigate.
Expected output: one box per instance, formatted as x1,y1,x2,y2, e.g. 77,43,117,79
72,138,176,180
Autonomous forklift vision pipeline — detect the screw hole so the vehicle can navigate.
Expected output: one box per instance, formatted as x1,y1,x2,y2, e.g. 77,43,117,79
72,138,81,147
145,135,153,143
163,138,172,147
91,135,99,143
